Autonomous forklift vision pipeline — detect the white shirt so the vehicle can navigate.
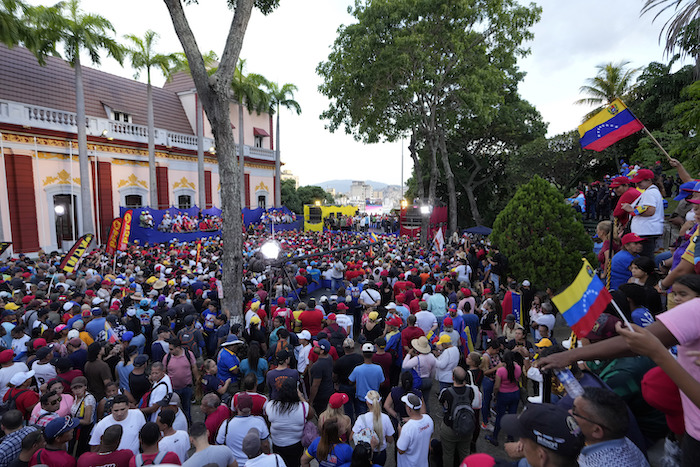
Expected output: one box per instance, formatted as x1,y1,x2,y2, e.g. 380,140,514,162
245,454,286,467
360,289,380,307
0,362,29,399
264,401,308,447
149,375,173,422
352,412,395,451
31,361,56,393
295,343,312,374
217,415,270,467
435,346,460,383
89,409,146,455
335,313,353,337
159,430,191,463
415,311,437,334
396,414,434,467
631,184,665,236
534,314,556,338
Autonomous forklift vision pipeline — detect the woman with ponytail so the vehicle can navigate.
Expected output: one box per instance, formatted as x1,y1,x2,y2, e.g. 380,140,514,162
302,417,353,467
351,391,395,466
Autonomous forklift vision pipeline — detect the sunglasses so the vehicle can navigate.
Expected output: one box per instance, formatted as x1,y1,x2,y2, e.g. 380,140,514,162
49,398,61,405
570,408,608,431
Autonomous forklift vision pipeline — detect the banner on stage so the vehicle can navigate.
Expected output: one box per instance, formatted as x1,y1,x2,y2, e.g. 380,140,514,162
59,234,93,273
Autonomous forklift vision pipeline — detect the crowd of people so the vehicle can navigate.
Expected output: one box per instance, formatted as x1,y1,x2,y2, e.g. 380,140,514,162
324,213,399,234
0,158,699,467
143,211,223,233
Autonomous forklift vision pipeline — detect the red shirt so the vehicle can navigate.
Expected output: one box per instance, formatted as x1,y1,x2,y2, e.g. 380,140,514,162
127,452,180,467
299,309,324,336
31,448,77,467
401,326,425,350
4,387,40,420
77,449,134,467
232,391,267,416
308,345,339,364
57,369,84,393
614,187,642,226
205,405,231,444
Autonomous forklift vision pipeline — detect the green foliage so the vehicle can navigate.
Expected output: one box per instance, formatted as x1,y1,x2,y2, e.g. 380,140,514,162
231,58,269,114
491,176,594,291
575,61,640,119
280,178,301,213
124,30,175,83
296,185,334,208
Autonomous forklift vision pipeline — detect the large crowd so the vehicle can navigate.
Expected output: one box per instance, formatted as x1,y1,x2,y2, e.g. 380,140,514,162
0,159,699,467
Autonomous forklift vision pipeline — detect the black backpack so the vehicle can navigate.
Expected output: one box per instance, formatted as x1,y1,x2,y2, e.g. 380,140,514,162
448,386,475,436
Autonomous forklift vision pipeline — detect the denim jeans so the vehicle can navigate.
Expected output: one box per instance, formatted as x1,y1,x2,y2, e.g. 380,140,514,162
174,385,193,421
492,389,520,438
331,277,343,294
481,377,495,424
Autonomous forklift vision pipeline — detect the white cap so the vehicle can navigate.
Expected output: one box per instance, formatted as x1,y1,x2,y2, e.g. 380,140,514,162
361,343,375,353
296,330,311,341
522,280,531,287
9,370,35,386
401,393,422,410
67,329,79,339
386,302,397,310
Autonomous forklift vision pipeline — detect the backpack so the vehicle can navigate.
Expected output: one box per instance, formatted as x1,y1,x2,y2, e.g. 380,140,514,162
178,329,197,354
0,389,29,418
448,386,475,436
135,451,167,467
137,381,169,409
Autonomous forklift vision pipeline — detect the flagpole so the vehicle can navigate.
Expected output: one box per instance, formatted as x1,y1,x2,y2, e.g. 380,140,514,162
609,299,635,332
642,127,673,162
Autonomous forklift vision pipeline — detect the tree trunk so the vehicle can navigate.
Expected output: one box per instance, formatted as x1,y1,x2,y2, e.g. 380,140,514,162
275,112,281,207
197,96,205,209
74,55,94,235
408,129,424,201
239,103,246,208
464,185,483,226
148,81,157,208
423,132,439,247
438,131,457,236
163,0,254,322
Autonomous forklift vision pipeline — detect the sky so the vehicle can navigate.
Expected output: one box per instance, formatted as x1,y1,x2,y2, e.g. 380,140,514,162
25,0,683,188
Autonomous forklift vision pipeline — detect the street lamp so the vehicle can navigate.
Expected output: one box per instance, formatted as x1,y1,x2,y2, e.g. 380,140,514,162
420,204,432,215
314,200,321,207
400,199,408,209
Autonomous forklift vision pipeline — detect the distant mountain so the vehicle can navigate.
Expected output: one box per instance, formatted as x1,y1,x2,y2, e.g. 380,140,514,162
312,179,392,194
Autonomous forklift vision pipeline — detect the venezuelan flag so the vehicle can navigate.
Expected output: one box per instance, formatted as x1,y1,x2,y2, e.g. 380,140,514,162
552,259,612,336
369,232,379,244
578,99,644,152
104,322,118,344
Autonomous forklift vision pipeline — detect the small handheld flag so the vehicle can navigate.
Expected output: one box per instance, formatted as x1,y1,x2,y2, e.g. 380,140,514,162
578,99,643,152
369,232,379,244
552,259,612,337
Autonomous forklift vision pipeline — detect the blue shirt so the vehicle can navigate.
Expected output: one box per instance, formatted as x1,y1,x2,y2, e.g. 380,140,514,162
396,305,410,321
348,363,385,401
462,314,480,345
610,250,636,291
306,437,353,467
631,307,654,328
239,357,269,385
85,317,106,339
217,348,240,383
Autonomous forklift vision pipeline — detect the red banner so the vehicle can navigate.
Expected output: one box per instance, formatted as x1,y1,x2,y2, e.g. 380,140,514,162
59,234,93,273
105,218,122,255
117,210,133,251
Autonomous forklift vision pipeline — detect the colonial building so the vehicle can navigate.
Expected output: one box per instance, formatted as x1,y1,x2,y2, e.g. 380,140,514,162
0,45,278,254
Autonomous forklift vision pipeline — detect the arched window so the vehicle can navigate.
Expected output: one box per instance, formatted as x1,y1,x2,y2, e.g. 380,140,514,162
125,194,143,208
178,194,192,210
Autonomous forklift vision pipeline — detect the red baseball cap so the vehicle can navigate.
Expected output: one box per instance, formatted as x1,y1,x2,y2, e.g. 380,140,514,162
329,392,349,409
630,169,655,183
621,233,645,245
609,176,631,188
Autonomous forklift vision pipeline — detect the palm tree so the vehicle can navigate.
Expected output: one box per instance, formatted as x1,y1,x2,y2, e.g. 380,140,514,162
124,30,174,210
230,59,269,208
265,81,301,207
575,61,640,119
642,1,700,55
33,0,123,236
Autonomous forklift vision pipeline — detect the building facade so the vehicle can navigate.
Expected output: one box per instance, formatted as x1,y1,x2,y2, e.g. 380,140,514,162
0,45,278,253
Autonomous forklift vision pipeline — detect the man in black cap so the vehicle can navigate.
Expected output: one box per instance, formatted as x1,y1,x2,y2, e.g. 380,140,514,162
502,403,584,467
265,349,298,400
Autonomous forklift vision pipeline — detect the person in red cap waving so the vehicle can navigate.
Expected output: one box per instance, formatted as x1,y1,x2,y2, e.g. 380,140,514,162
621,168,664,259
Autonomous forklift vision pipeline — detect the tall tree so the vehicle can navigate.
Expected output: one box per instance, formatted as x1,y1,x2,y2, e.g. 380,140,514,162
163,0,279,320
575,61,640,118
642,0,700,72
33,0,124,236
124,30,174,209
318,0,540,237
231,58,269,207
265,81,301,207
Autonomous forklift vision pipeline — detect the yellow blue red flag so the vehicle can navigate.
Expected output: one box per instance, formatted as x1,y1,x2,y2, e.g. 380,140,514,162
369,232,379,244
578,99,644,152
552,259,612,336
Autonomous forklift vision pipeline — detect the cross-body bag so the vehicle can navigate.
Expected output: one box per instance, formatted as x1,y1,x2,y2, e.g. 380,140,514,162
301,402,319,448
466,371,482,409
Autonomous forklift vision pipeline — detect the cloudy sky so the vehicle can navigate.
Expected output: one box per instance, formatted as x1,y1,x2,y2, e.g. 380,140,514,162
26,0,683,187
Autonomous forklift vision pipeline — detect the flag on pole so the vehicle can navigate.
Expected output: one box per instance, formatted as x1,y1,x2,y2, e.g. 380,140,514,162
104,321,119,344
578,98,644,152
368,232,379,244
433,227,445,255
552,259,612,336
59,234,94,274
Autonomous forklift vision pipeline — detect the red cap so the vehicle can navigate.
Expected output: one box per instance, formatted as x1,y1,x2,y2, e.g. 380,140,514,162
337,303,348,311
609,176,631,188
483,288,492,295
630,169,655,183
329,392,349,409
327,313,337,321
33,338,47,349
460,453,497,467
81,310,91,318
621,232,645,245
396,294,405,304
0,349,14,363
443,317,453,326
642,366,684,435
195,289,203,296
380,270,388,277
85,290,95,297
277,297,286,305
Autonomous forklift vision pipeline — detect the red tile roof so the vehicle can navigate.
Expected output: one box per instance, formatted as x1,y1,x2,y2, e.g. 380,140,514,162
0,44,194,135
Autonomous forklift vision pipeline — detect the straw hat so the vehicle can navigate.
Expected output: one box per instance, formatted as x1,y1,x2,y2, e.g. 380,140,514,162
411,336,431,354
